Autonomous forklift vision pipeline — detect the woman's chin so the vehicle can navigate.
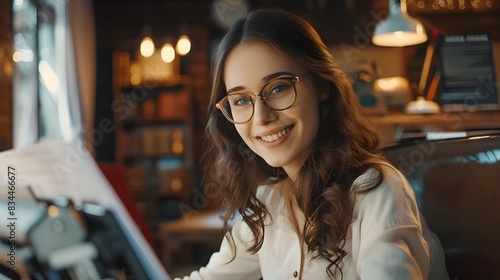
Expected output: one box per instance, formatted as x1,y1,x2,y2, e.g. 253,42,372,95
262,158,284,168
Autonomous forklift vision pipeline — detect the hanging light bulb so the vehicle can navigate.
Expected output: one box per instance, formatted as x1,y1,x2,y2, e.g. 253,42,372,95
140,36,155,57
161,43,175,63
175,35,191,56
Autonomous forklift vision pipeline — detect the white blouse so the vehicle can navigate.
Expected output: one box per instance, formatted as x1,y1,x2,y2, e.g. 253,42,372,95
175,164,449,280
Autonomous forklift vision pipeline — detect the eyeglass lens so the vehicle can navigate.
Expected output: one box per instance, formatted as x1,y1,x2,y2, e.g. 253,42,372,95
220,78,297,123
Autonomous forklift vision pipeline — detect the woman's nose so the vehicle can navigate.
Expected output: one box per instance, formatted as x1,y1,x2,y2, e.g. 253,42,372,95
252,97,277,125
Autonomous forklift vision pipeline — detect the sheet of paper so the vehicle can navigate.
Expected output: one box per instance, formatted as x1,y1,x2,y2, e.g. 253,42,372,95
0,138,170,279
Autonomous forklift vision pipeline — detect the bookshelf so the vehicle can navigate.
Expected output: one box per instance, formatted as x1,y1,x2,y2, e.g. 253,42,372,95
112,51,195,231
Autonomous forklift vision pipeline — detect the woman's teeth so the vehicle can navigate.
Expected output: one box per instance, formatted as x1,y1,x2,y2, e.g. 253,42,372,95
261,127,291,142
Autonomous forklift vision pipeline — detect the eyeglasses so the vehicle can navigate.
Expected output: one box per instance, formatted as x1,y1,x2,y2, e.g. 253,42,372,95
216,75,306,124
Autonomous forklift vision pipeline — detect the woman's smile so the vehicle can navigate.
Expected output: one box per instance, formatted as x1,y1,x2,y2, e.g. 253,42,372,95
256,125,293,143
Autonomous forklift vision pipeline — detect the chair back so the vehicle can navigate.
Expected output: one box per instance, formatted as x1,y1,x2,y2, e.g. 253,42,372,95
383,134,500,279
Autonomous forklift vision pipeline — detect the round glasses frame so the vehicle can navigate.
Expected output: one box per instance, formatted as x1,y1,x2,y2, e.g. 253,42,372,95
215,74,306,124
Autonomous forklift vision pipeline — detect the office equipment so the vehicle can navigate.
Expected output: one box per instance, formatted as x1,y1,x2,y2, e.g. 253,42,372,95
0,138,171,279
438,34,499,111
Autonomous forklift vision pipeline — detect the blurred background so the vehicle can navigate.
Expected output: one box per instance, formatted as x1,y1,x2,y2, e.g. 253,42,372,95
1,0,500,276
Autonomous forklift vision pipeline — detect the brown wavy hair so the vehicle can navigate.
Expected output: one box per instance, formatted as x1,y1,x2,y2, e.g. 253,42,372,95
202,9,385,278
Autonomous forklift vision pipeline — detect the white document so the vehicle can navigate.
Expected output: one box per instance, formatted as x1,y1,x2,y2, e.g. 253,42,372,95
0,137,171,279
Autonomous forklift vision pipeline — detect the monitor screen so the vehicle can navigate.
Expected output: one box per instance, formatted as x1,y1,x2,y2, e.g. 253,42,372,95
439,34,499,111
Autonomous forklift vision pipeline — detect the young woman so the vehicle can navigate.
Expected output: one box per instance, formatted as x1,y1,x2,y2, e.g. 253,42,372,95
176,9,448,280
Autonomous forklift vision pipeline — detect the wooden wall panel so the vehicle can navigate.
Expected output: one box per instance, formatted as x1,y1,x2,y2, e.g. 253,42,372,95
0,0,13,152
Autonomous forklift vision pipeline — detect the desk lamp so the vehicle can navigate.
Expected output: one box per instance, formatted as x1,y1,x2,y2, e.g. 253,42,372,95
372,0,427,47
372,0,440,114
405,34,441,114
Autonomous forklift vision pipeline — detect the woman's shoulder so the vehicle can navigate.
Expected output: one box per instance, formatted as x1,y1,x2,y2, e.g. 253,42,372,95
352,161,399,183
353,162,412,196
353,162,421,225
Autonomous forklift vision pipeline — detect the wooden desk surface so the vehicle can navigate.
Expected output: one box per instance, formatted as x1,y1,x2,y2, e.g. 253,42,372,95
157,211,226,234
368,110,500,147
156,211,239,271
369,110,500,131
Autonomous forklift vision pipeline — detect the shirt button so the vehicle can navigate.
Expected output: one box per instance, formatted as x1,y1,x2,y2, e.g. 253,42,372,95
293,271,298,278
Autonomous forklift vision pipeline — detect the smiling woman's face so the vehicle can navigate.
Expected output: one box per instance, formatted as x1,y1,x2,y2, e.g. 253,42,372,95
223,43,323,177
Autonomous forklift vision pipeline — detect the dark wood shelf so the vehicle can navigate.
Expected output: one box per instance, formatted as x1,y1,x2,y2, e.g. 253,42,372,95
121,85,184,94
123,154,185,162
122,118,188,128
129,188,189,199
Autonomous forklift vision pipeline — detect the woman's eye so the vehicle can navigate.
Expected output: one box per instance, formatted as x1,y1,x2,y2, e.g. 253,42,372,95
233,95,252,106
268,81,292,96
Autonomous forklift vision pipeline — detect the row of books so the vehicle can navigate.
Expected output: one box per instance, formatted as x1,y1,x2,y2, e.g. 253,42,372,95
121,90,191,123
125,159,189,194
121,126,185,158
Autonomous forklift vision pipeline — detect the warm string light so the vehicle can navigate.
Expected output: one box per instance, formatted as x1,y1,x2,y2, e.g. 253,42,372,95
139,26,191,61
175,35,191,56
140,36,155,58
161,43,175,63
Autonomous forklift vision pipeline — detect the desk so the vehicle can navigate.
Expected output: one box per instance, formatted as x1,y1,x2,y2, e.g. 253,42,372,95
156,211,231,273
369,111,500,147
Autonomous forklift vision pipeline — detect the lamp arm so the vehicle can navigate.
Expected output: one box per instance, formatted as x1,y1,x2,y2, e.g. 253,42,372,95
400,0,408,13
417,40,436,97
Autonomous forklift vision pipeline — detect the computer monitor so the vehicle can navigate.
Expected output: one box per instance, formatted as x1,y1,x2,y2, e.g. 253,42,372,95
439,34,499,111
